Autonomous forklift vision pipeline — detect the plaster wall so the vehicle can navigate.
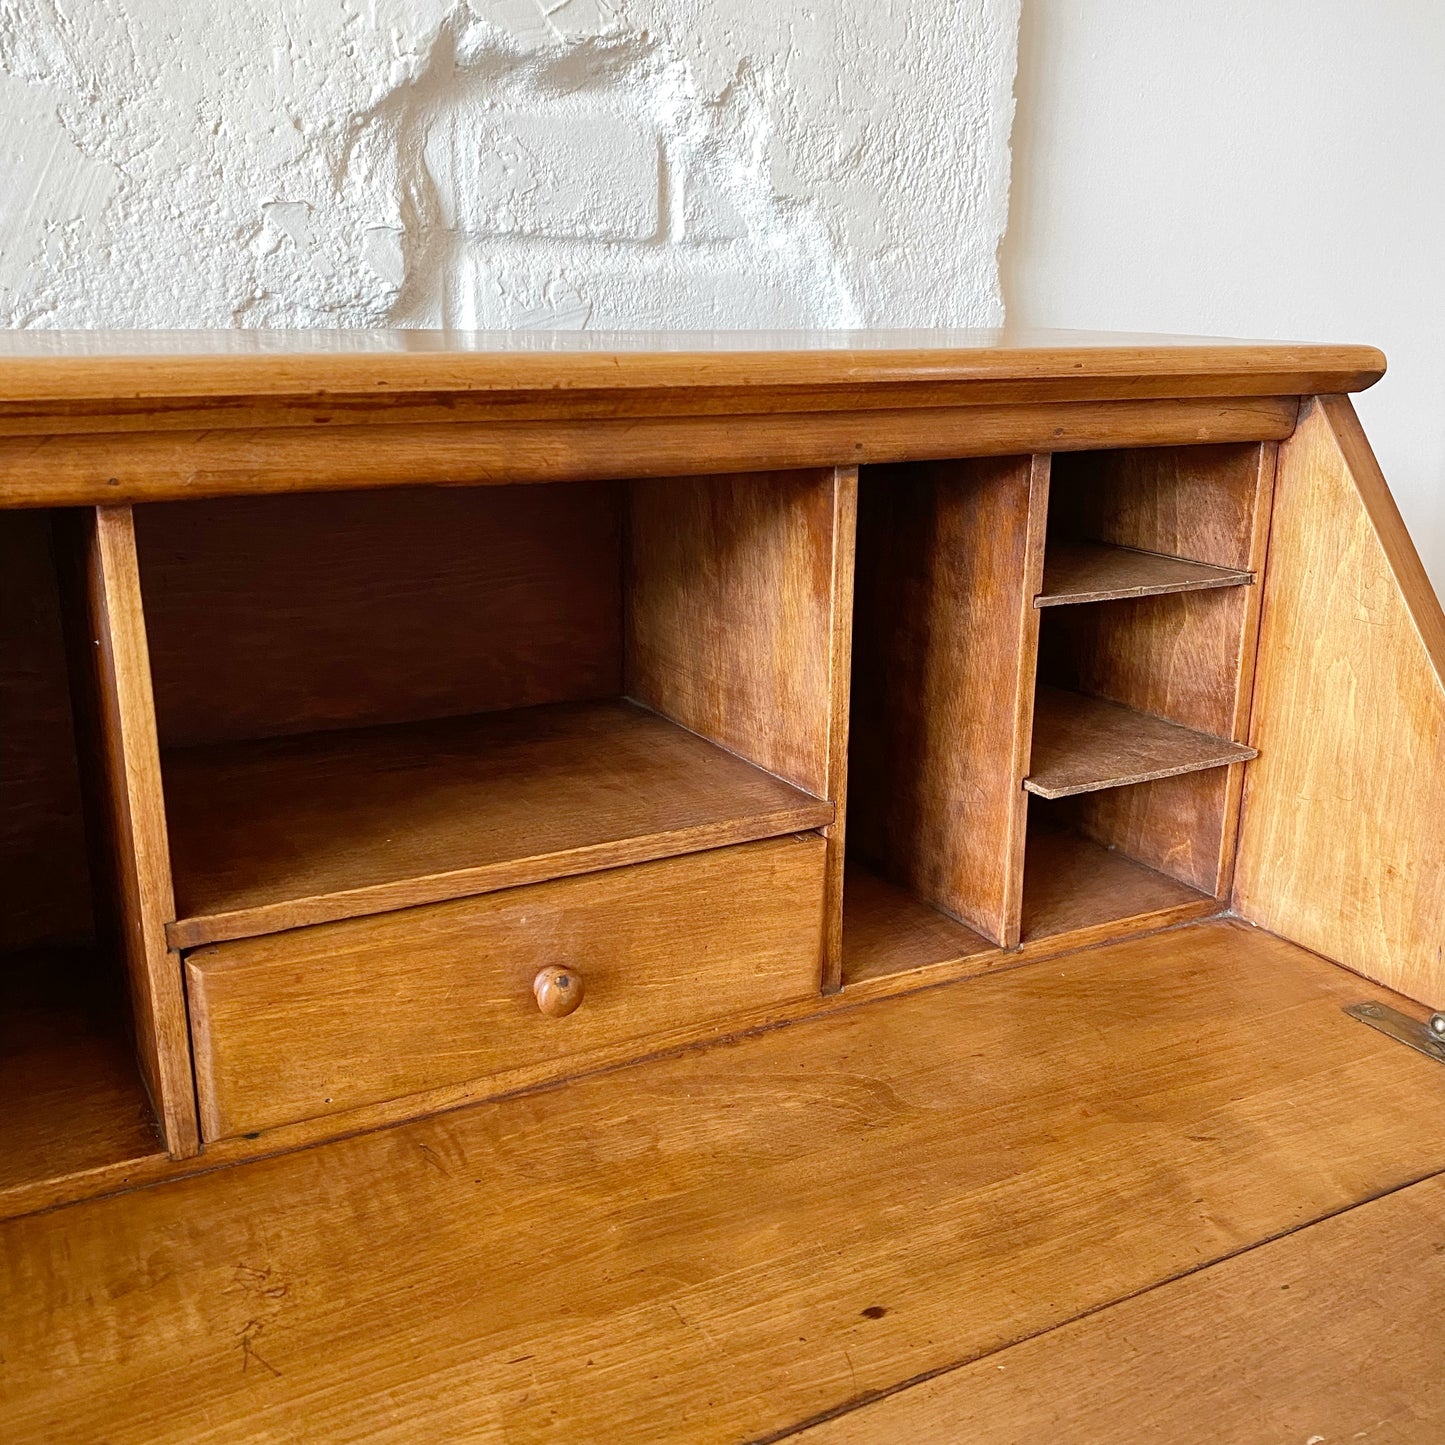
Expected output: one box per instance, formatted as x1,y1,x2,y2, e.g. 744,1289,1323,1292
1005,0,1445,589
0,1,1022,330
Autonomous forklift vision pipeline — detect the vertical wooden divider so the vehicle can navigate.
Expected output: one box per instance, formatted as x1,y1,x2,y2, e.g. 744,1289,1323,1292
1003,457,1052,945
64,506,198,1159
625,467,858,994
1214,441,1278,897
820,468,858,993
849,454,1049,950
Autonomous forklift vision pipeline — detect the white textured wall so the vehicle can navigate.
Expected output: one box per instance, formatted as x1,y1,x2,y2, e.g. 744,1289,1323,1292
1005,0,1445,592
0,1,1021,330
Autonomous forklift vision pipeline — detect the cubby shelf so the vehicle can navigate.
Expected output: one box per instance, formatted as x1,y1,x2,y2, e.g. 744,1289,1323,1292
1019,828,1214,945
1025,687,1257,800
840,866,997,987
0,949,162,1200
1036,542,1253,607
162,698,834,950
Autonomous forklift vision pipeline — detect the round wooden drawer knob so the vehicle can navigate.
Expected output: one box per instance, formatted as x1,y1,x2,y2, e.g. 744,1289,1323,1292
533,965,585,1018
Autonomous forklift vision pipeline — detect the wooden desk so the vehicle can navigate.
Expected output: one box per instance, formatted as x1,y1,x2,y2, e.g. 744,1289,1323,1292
2,330,1442,1441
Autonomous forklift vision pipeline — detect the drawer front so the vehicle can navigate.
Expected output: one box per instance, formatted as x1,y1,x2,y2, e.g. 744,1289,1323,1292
186,833,825,1140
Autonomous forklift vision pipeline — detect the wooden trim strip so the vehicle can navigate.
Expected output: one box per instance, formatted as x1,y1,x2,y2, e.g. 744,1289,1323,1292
0,336,1384,405
0,397,1300,508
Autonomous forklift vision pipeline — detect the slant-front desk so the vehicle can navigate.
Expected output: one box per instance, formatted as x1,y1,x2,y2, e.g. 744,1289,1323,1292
4,331,1444,1443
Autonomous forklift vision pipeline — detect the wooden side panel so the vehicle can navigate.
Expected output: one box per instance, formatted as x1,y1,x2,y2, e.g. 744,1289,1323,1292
0,513,94,955
186,835,826,1140
849,456,1048,947
67,507,198,1158
627,468,855,992
1235,396,1445,1005
135,483,624,749
1042,443,1275,894
626,469,851,800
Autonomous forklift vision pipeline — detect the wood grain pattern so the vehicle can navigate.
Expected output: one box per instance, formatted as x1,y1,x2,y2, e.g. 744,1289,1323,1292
849,455,1048,947
0,329,1382,411
0,398,1299,507
62,507,198,1158
163,699,832,949
1041,443,1276,893
1019,824,1215,946
4,921,1443,1445
839,866,997,987
626,467,856,990
0,512,94,954
844,829,1218,991
1235,395,1445,1006
797,1170,1445,1444
626,469,848,799
821,472,859,991
1048,442,1267,570
186,835,825,1139
1025,687,1255,800
1037,542,1252,606
136,484,624,748
0,949,158,1194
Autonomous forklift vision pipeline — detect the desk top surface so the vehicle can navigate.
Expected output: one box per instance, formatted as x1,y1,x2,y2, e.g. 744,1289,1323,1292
0,328,1385,403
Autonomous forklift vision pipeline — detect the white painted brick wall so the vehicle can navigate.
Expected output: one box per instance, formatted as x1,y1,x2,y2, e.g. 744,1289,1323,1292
424,108,660,239
0,1,1022,330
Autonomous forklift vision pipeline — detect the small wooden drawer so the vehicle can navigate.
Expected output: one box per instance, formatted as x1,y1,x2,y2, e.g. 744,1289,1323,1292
185,833,826,1141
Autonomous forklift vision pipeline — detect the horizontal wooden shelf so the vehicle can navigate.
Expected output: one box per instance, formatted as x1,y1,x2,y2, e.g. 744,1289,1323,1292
1020,828,1217,945
162,699,834,949
1025,687,1257,800
1036,542,1253,607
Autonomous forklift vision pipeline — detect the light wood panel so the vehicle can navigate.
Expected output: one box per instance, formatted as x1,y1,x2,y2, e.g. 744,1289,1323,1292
187,835,825,1139
626,468,850,799
0,398,1299,506
1025,687,1255,800
1236,395,1445,1006
58,507,198,1158
849,455,1048,947
163,699,832,949
0,513,94,954
626,467,856,991
136,483,623,748
1037,541,1251,606
4,921,1445,1444
797,1169,1445,1444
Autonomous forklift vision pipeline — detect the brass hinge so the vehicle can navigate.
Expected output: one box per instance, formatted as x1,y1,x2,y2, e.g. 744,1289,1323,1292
1345,1001,1445,1065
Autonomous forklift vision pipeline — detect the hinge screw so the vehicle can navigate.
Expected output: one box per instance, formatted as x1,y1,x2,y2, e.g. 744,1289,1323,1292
1430,1013,1445,1039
